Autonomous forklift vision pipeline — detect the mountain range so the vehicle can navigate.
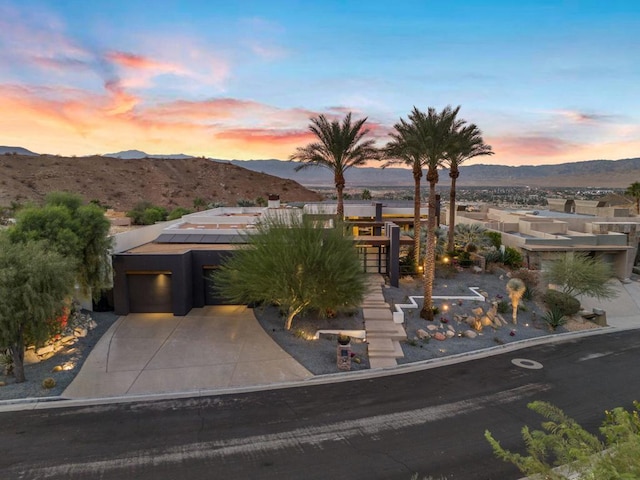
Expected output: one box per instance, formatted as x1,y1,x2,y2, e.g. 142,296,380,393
105,150,640,188
2,146,640,188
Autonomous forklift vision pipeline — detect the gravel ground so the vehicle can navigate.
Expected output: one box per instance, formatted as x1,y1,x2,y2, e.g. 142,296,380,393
0,311,119,401
258,269,600,372
254,305,371,374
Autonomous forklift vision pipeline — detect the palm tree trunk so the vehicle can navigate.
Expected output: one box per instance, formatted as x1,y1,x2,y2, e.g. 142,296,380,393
335,173,345,219
420,173,438,320
413,169,422,272
447,171,459,253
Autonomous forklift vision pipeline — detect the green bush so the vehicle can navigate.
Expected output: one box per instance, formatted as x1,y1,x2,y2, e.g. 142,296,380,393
543,289,581,316
127,201,168,225
496,300,509,314
543,307,567,330
167,207,192,220
484,231,502,249
502,247,523,268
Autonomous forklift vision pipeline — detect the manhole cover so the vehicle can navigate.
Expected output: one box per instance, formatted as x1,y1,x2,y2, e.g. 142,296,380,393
511,358,543,370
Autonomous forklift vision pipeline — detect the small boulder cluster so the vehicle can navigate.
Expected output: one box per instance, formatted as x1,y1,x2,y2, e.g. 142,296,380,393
21,311,97,368
413,300,511,343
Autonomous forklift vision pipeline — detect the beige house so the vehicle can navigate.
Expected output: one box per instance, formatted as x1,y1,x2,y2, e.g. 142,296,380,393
445,199,640,280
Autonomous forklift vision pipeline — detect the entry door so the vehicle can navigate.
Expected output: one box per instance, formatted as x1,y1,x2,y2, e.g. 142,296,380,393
127,273,173,313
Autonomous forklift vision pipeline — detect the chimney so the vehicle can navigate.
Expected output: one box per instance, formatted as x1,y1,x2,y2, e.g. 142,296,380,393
268,194,280,209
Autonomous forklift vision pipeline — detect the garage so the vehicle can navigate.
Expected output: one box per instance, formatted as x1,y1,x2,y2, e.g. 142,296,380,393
127,272,173,313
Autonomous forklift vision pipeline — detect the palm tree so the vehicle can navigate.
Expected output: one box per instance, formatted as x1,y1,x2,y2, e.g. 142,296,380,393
408,106,462,320
290,113,379,219
383,117,424,271
445,123,493,253
626,181,640,215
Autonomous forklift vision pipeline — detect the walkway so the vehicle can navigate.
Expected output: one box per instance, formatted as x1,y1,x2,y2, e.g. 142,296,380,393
62,306,312,399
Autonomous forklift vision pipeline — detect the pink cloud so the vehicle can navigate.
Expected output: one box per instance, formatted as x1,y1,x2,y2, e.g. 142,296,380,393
489,135,577,157
215,128,315,145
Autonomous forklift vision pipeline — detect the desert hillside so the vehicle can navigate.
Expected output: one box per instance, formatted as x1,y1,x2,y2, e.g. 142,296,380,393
0,154,323,210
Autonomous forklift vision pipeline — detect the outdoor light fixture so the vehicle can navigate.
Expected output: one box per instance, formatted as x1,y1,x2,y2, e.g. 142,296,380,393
442,256,450,264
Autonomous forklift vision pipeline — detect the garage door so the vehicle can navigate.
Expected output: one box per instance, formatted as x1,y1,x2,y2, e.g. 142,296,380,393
127,273,173,313
203,267,227,305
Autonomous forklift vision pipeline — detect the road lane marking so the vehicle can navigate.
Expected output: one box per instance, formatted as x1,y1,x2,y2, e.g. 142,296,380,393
12,383,551,478
577,352,613,362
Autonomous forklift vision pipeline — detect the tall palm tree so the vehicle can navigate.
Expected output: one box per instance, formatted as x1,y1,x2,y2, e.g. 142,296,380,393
290,113,379,219
408,105,462,320
445,123,493,253
383,117,424,271
626,181,640,215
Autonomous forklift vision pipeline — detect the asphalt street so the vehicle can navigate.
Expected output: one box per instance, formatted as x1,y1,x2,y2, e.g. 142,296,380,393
2,330,639,480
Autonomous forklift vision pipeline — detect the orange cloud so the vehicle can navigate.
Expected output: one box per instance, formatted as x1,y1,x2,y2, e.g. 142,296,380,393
488,135,576,157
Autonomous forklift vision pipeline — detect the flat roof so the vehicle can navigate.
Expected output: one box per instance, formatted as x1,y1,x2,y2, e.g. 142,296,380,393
124,243,242,254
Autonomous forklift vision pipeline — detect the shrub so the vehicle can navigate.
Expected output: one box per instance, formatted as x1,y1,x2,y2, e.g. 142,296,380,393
482,248,503,264
496,300,509,314
543,289,581,316
484,231,502,249
167,207,192,220
502,247,523,268
543,307,567,330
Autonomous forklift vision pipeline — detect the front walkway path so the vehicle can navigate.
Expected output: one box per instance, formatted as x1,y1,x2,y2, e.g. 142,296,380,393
62,306,312,399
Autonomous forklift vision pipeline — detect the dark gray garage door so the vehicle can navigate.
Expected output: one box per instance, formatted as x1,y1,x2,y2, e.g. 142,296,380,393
127,273,173,313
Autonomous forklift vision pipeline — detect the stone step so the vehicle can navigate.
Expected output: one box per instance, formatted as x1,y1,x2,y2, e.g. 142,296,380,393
362,308,393,321
368,339,404,358
365,319,401,333
369,357,398,369
362,302,390,309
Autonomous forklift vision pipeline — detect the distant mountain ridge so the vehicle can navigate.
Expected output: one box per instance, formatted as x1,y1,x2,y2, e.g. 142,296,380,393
103,149,193,160
3,147,640,188
0,146,38,156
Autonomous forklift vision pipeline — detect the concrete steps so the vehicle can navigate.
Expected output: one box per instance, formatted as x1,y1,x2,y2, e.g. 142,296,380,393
363,275,407,369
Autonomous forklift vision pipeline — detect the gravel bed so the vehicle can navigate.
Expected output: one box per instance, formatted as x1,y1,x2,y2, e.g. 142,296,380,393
253,304,371,374
0,311,119,401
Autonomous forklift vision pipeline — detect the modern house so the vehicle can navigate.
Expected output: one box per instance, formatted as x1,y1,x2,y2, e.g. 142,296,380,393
111,199,419,316
445,199,640,280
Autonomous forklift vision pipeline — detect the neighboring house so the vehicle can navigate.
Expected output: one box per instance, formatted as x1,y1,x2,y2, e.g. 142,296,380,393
445,199,640,280
111,199,416,315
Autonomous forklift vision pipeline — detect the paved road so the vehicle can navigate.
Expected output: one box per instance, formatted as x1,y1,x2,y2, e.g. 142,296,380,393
2,330,639,480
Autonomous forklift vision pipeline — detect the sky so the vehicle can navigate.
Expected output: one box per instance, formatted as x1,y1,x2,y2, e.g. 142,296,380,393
0,0,639,166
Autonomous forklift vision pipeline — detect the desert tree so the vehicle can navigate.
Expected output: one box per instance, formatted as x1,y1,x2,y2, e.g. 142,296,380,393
543,252,618,301
0,234,75,382
211,213,366,330
383,115,426,272
486,401,640,479
626,181,640,214
9,192,112,299
445,123,493,253
290,113,380,219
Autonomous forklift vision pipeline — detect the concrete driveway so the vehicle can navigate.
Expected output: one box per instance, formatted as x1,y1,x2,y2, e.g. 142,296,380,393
63,306,312,399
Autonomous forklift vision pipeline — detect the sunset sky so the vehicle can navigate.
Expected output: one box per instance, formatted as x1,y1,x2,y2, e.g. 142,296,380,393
1,0,638,166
